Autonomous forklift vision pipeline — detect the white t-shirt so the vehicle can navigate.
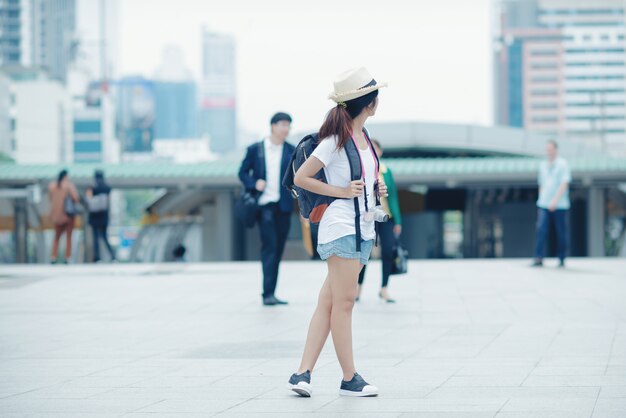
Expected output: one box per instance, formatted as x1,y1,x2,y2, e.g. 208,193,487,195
311,135,377,245
258,137,284,206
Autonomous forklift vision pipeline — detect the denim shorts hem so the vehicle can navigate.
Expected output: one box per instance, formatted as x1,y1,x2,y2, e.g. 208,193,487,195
317,235,373,265
325,251,361,260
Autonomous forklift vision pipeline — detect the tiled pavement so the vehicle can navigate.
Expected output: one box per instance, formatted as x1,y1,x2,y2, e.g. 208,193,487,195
0,258,625,417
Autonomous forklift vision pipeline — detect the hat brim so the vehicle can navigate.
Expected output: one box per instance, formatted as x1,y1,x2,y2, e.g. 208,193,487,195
329,82,388,103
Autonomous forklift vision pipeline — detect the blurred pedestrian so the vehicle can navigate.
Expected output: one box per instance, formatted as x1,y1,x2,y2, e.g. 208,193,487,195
86,170,115,262
357,139,402,303
48,169,79,264
238,112,295,306
532,139,571,267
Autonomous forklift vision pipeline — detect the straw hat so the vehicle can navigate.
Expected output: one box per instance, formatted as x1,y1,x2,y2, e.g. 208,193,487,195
328,67,388,104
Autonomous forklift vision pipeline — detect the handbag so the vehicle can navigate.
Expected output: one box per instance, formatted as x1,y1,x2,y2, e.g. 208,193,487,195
390,238,408,275
64,195,79,217
236,141,265,229
87,193,109,212
235,190,260,228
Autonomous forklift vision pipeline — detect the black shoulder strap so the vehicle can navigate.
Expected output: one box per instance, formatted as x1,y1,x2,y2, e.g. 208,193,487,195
343,138,362,181
258,140,266,180
343,138,362,251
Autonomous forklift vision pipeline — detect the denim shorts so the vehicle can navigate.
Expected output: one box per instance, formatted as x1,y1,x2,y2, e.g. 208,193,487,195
317,235,374,265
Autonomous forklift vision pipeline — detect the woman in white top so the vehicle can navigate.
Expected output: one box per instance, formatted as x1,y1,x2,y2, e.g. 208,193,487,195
288,68,388,397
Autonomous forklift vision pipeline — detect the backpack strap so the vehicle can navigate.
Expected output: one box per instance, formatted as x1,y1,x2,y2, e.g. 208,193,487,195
344,138,363,252
282,134,317,198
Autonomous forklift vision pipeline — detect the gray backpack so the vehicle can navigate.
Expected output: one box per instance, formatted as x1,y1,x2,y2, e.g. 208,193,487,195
87,193,109,213
282,129,379,251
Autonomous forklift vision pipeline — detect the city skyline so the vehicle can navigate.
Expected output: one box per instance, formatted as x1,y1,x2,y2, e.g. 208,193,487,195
2,1,624,156
118,0,494,136
494,0,626,155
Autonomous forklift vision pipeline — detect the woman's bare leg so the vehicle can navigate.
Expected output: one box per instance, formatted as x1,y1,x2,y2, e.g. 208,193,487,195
328,256,362,381
297,276,332,373
51,224,63,261
64,223,74,260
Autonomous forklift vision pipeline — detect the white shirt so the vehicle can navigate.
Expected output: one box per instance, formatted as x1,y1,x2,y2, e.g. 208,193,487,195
311,135,377,244
258,137,284,206
537,157,571,210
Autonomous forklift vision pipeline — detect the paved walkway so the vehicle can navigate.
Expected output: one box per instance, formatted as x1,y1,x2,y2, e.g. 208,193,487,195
0,259,625,417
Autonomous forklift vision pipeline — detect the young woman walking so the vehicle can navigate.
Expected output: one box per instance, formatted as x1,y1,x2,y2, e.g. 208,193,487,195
288,67,388,397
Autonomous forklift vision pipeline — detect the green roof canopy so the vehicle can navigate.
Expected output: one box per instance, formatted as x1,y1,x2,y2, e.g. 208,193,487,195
1,157,625,188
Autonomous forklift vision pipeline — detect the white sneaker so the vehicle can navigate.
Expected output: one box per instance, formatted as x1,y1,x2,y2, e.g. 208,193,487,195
339,373,378,397
288,370,312,397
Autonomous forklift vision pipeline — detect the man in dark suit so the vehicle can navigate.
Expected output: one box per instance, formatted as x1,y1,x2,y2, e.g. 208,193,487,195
239,112,295,306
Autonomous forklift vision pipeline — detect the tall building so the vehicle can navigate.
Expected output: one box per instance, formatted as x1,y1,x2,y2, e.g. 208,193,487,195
0,0,22,67
153,46,198,140
30,0,77,83
73,82,118,163
199,28,236,153
114,76,155,153
154,81,197,139
494,0,626,155
73,107,104,162
73,0,119,81
0,73,10,155
10,76,72,164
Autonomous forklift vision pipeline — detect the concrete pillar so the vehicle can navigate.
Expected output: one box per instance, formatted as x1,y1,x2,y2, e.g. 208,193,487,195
13,198,28,263
215,190,234,261
35,231,46,263
463,190,475,258
201,191,235,261
27,184,47,263
587,187,605,257
201,203,216,261
23,201,47,264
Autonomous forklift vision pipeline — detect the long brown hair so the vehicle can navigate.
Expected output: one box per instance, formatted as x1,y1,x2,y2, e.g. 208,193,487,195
318,90,379,149
57,169,68,188
318,106,352,150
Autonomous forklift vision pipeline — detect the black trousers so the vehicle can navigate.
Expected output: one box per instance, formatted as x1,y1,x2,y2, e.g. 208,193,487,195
258,203,291,297
358,220,396,288
92,225,115,262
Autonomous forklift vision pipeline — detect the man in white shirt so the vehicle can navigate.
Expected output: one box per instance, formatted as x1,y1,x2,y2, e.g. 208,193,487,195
238,113,296,305
533,140,571,267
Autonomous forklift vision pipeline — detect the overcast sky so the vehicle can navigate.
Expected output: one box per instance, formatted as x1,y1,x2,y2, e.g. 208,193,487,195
118,0,495,137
